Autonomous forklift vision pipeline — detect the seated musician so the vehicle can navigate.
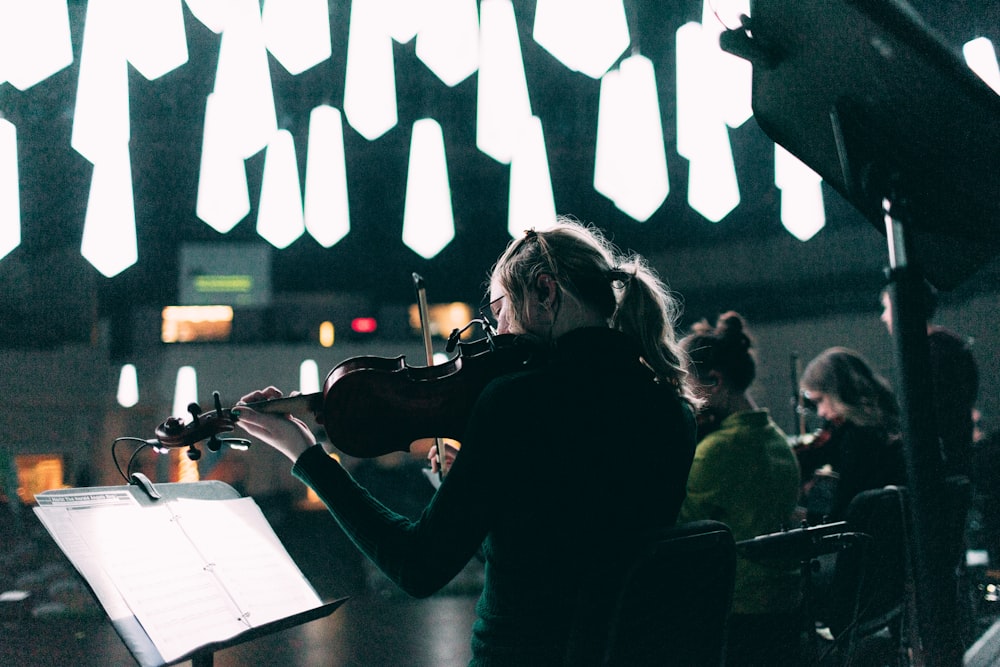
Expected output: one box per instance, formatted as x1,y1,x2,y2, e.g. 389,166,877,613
678,312,804,666
880,283,979,479
798,347,905,523
234,218,702,664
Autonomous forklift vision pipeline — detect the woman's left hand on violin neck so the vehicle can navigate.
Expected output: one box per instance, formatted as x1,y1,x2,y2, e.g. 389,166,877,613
233,387,318,463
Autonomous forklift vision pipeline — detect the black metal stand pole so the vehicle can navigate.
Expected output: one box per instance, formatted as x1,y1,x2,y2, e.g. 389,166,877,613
883,204,963,666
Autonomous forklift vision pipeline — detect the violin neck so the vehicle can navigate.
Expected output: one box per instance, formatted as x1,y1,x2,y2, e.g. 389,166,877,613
247,392,322,417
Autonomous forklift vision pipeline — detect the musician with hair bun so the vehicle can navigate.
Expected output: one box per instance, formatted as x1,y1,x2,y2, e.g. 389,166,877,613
678,311,803,666
235,217,701,664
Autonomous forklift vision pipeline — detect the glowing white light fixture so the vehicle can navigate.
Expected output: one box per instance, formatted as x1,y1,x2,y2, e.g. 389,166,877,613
594,67,627,211
533,0,629,79
262,0,332,75
676,21,740,223
184,0,228,34
173,364,201,481
212,0,277,159
415,0,480,87
594,55,669,222
257,129,305,250
71,0,130,165
172,366,199,420
300,359,321,395
0,119,19,262
0,0,73,90
73,0,140,278
125,0,188,80
387,0,424,43
477,0,533,164
196,92,251,233
117,364,139,408
402,119,455,259
344,0,398,140
304,105,350,248
698,0,752,128
80,143,138,277
964,37,1000,94
508,116,556,237
775,144,825,241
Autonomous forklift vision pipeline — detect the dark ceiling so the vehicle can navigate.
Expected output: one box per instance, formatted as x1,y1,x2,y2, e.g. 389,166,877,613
1,0,997,347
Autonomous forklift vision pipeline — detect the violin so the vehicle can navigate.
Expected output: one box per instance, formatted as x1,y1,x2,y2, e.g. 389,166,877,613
790,426,833,453
154,332,540,459
791,426,835,484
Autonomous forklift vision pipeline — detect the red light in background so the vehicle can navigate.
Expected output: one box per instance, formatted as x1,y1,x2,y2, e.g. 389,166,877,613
351,317,378,334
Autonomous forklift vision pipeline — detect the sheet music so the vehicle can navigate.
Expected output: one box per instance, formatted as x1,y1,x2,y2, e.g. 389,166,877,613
33,491,139,621
34,491,323,665
171,497,323,627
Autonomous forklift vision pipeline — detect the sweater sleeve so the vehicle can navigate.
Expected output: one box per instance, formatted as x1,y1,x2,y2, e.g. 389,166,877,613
292,444,489,598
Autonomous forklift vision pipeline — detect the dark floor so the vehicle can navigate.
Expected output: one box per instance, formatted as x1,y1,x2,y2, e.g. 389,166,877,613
3,489,1000,667
2,593,478,666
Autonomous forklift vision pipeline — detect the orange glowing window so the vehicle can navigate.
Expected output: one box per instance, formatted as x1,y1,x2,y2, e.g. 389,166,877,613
14,455,65,503
319,321,335,347
407,302,473,339
162,305,234,343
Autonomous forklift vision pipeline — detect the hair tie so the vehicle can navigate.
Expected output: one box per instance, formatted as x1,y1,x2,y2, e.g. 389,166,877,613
608,267,631,287
523,229,538,241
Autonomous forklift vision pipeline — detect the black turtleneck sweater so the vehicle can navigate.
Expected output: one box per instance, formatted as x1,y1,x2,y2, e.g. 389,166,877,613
292,327,697,665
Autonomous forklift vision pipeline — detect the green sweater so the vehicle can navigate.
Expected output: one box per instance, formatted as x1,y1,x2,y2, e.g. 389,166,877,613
678,410,802,615
292,327,697,665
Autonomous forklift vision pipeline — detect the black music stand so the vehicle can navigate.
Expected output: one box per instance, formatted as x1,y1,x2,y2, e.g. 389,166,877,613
34,479,347,667
174,601,346,667
720,1,1000,664
737,521,859,662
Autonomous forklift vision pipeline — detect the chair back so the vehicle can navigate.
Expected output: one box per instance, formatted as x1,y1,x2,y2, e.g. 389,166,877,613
941,474,972,571
827,486,910,640
600,520,736,666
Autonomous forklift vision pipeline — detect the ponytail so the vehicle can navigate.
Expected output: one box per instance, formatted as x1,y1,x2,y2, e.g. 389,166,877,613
493,217,701,409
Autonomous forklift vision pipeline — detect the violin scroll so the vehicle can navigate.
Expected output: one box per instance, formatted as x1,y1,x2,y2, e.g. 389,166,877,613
154,392,250,459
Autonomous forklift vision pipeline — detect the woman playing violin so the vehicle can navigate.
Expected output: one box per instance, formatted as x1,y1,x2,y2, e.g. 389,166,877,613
798,346,904,522
234,218,700,665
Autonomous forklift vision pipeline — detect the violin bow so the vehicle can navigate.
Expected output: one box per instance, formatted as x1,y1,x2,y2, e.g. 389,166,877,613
413,272,448,482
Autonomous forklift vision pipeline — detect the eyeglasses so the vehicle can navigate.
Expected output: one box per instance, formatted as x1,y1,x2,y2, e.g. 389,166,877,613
446,294,504,353
479,294,504,334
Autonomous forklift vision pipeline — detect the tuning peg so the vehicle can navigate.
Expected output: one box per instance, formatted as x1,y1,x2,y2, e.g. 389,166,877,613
160,416,185,435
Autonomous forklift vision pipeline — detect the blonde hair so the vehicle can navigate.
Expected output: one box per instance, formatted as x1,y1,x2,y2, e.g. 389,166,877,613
490,217,700,408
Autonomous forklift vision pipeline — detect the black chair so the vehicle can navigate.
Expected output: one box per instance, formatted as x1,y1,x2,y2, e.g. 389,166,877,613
600,520,736,666
823,486,912,665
